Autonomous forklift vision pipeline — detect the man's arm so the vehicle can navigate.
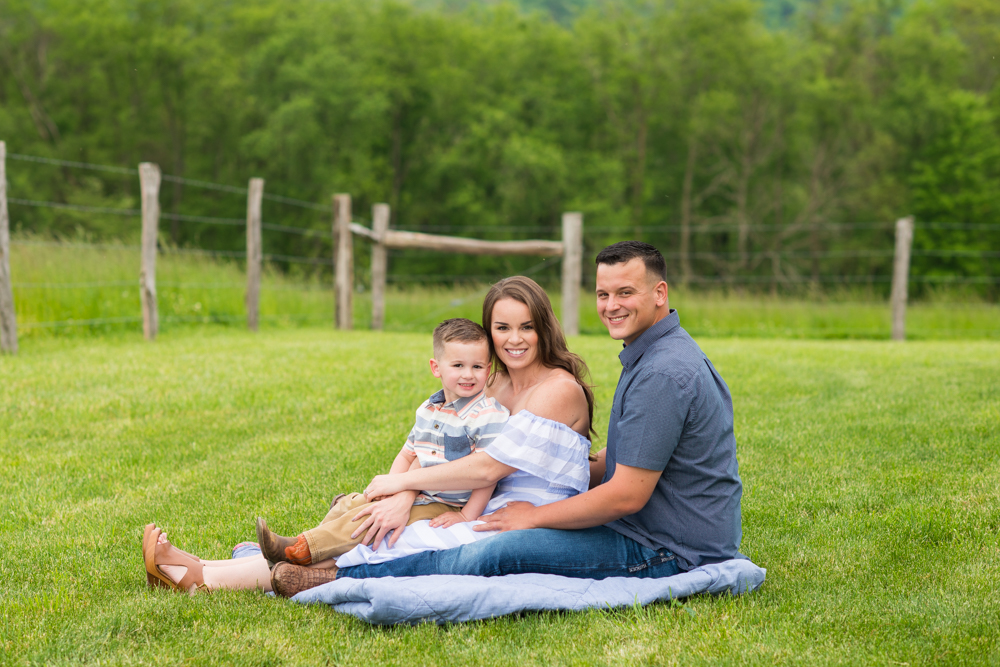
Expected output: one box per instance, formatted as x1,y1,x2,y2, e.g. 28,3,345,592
589,448,607,489
474,462,660,531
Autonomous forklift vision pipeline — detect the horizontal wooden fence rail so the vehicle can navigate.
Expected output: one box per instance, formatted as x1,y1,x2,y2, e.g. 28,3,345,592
349,224,564,256
338,194,584,335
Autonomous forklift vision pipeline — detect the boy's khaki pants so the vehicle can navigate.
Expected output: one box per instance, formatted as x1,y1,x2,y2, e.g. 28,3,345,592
302,492,458,563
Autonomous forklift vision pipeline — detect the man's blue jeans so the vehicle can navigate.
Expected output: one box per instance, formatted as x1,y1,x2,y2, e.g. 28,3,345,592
335,526,681,580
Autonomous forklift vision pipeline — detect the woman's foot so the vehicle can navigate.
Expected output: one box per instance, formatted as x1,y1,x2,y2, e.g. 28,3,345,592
144,527,207,594
270,562,338,598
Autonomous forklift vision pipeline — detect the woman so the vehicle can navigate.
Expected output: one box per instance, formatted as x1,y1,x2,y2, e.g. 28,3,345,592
143,276,594,594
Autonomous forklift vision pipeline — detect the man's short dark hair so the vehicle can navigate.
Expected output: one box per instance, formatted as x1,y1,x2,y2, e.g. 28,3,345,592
595,241,668,282
433,318,488,358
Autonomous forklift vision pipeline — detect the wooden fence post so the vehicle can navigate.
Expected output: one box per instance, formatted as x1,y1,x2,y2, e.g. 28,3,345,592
139,162,160,341
245,177,264,331
890,215,914,341
370,203,390,331
561,212,583,337
0,141,18,354
334,193,353,330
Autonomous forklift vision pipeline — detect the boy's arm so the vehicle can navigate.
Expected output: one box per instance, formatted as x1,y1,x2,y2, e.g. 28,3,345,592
388,446,418,475
428,483,495,528
460,484,495,520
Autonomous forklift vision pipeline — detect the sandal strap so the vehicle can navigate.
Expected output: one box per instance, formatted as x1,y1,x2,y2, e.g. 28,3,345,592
154,540,206,591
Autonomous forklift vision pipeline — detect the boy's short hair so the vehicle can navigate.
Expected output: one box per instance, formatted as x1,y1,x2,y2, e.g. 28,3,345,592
433,318,489,358
595,241,668,283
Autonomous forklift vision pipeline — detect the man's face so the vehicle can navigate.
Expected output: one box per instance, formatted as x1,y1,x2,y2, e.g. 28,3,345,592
596,258,668,345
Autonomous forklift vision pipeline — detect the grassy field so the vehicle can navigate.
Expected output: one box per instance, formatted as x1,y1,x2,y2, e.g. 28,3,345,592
9,238,1000,340
1,327,998,665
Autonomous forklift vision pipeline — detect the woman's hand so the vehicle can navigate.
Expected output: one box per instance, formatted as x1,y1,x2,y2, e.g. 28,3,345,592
364,474,405,501
350,490,418,549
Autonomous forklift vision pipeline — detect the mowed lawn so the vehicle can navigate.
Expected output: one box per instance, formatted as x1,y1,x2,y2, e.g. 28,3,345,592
1,328,998,665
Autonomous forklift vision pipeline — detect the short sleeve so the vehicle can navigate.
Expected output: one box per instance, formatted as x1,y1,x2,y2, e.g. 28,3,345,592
403,402,427,453
614,369,691,471
402,426,418,453
466,398,510,452
483,411,590,495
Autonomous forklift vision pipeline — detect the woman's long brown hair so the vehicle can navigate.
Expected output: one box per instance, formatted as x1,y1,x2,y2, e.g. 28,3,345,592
482,276,596,437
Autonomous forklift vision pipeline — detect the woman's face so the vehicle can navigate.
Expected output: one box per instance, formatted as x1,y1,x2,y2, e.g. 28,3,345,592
490,298,540,372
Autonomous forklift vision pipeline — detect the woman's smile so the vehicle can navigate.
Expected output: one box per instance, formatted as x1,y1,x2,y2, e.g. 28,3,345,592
491,298,539,369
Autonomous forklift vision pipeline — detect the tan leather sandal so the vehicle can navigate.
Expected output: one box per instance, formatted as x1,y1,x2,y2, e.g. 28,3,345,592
142,524,168,589
143,526,208,594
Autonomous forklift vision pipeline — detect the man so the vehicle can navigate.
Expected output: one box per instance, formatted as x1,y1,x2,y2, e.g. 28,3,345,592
272,241,743,594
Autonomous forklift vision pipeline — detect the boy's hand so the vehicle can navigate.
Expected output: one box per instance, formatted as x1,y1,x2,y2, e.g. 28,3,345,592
428,510,470,529
364,474,403,500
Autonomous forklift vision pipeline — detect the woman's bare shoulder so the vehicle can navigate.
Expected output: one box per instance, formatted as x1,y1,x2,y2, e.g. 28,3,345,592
523,371,589,433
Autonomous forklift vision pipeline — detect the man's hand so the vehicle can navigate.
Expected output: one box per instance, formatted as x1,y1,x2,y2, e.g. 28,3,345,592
428,510,470,529
350,490,417,549
364,474,404,501
472,501,539,532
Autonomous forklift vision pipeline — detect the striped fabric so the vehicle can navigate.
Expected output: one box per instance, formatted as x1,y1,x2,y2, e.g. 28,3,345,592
406,389,509,506
335,410,592,568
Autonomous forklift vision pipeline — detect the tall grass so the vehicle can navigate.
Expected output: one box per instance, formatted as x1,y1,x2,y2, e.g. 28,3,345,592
9,236,1000,340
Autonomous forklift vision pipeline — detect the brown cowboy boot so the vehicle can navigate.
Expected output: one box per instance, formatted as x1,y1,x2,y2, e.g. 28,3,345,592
256,517,298,567
270,562,339,598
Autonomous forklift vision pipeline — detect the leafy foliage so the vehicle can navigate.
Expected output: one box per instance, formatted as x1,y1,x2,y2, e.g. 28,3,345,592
1,0,997,296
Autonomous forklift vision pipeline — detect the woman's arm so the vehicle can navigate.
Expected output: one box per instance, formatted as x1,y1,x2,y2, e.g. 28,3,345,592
364,451,515,499
348,446,420,550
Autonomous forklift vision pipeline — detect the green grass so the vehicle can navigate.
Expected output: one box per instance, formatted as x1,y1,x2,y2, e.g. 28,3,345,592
9,237,1000,340
1,328,998,665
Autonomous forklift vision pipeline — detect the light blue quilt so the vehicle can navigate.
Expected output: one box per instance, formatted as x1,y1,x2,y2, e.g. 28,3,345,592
290,559,766,625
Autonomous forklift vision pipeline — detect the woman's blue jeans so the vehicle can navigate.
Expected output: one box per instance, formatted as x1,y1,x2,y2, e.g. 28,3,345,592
335,526,681,580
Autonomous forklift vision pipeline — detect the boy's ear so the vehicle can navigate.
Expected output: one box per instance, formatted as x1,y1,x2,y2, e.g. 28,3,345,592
429,358,442,378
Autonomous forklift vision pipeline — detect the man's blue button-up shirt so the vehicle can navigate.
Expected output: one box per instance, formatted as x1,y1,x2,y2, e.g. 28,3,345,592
603,309,744,571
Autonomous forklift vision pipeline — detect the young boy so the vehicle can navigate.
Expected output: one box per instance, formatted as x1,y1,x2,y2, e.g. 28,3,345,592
256,317,509,567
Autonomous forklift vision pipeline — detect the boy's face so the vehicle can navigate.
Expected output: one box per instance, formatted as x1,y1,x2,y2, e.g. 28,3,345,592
429,340,491,404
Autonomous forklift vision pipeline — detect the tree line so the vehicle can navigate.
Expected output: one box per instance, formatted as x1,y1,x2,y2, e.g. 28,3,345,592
1,0,997,295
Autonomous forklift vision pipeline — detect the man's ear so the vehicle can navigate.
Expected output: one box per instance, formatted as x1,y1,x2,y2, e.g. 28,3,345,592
655,281,669,307
429,358,442,378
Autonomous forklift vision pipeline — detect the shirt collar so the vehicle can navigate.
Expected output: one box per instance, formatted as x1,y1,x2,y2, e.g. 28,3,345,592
427,389,479,413
618,309,680,370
